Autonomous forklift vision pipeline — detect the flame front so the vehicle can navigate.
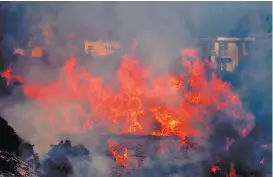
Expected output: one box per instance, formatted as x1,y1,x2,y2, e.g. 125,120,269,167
2,47,254,173
4,48,254,139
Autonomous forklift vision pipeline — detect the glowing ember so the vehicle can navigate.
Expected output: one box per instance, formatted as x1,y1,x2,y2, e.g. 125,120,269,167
1,67,23,85
210,165,220,173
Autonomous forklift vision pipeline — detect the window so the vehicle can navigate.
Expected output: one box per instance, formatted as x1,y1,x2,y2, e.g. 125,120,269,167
217,62,227,72
219,42,229,56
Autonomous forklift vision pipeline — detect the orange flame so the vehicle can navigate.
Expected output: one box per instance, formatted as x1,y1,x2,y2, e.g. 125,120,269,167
226,163,236,177
13,46,43,58
108,139,138,169
31,47,43,58
1,67,23,85
2,47,255,172
210,165,220,173
4,48,254,139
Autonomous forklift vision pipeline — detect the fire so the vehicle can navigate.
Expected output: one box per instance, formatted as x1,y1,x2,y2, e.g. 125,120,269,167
108,139,138,169
226,163,236,177
1,45,255,173
210,165,220,173
13,46,43,58
31,47,43,58
3,48,254,138
1,67,22,85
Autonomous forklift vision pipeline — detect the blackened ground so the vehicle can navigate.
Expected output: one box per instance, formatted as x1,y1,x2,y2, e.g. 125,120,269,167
0,117,23,155
0,117,37,176
0,117,21,176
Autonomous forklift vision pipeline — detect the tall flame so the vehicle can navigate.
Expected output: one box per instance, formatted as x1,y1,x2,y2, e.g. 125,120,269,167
2,48,254,142
1,47,255,175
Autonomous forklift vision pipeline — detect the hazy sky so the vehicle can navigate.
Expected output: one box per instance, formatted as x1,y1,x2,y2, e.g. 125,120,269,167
0,2,271,60
2,2,272,37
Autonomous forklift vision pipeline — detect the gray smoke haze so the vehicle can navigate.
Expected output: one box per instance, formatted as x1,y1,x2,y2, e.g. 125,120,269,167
0,1,271,177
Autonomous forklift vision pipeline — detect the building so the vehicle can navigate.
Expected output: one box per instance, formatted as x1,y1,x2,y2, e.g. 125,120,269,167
198,33,272,72
211,37,255,72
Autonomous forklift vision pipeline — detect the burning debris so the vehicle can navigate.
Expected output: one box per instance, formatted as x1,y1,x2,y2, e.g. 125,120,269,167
105,134,208,177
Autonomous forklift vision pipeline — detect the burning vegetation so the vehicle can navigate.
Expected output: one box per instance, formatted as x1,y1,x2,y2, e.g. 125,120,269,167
1,43,261,176
0,2,271,177
2,47,255,138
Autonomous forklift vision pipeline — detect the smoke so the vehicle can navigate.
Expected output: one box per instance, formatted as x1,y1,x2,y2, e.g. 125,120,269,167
68,155,114,177
0,1,271,177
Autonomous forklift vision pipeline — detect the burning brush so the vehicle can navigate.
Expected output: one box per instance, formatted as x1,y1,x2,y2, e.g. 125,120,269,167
105,134,204,176
0,39,261,177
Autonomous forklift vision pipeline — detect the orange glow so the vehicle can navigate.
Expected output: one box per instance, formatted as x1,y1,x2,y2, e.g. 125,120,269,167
210,165,220,173
108,139,138,169
226,163,237,177
4,48,254,139
1,67,22,85
13,46,43,58
31,47,43,58
2,47,255,172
